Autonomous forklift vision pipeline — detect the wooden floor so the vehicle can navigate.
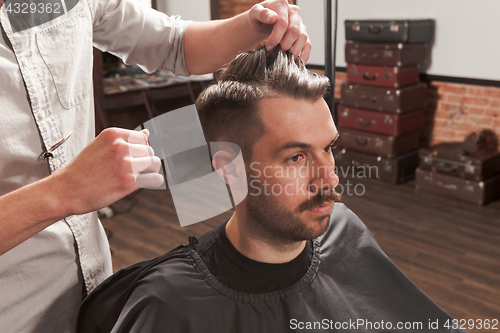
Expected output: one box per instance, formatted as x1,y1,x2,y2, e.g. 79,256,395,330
102,177,500,333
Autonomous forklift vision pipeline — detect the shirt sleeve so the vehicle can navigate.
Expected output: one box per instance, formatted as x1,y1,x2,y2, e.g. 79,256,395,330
88,0,192,75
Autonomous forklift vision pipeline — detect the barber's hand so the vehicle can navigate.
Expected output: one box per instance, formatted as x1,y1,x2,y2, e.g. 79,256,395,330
54,127,163,216
248,0,311,62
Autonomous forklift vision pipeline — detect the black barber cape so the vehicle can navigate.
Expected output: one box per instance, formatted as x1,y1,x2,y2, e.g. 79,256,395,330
77,203,466,332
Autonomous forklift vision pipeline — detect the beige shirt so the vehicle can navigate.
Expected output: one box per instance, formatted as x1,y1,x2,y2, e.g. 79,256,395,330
0,0,190,332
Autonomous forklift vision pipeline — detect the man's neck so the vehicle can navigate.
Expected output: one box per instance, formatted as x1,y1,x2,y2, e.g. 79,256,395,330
225,211,307,264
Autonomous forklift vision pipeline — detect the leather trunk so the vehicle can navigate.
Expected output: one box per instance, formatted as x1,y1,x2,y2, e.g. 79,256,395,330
340,82,427,114
347,64,420,88
419,143,500,181
345,20,435,43
337,105,424,136
415,168,500,205
345,41,427,67
334,148,419,184
337,127,420,158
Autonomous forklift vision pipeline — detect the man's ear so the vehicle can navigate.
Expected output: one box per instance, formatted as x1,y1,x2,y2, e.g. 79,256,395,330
212,150,239,185
210,142,248,206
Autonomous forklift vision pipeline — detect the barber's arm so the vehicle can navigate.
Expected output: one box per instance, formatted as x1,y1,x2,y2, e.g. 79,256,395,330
0,129,162,255
90,0,310,75
184,0,311,74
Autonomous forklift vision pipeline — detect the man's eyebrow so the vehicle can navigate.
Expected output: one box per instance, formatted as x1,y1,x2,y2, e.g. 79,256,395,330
275,132,340,154
328,133,340,147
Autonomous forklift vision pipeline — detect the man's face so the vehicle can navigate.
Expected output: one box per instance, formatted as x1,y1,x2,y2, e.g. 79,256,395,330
243,96,340,246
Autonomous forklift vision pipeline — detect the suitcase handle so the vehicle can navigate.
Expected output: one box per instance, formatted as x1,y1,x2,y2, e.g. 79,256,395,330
353,161,371,170
357,118,375,127
360,95,377,103
436,181,457,191
361,53,379,59
368,25,383,34
435,163,458,173
362,72,379,81
355,137,369,146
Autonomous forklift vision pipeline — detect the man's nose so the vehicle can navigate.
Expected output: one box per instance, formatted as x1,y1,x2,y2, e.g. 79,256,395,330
308,156,339,194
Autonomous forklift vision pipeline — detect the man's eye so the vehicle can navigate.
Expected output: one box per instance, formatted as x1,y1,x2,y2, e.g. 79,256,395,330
289,154,303,163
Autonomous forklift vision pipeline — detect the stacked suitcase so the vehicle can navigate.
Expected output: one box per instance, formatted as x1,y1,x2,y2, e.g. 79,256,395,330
335,19,435,184
416,130,500,205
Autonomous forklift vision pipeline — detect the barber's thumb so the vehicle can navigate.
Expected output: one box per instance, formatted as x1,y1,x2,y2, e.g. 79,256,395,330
262,8,277,24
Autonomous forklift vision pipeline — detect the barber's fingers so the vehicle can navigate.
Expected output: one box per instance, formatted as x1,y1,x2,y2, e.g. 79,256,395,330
297,36,312,63
264,2,290,51
128,143,154,158
135,173,164,188
131,156,162,176
133,156,164,188
289,24,311,62
126,129,149,145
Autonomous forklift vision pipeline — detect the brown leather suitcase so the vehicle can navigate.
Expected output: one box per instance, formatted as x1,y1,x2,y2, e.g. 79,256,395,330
337,105,424,136
337,127,420,158
347,64,420,88
334,148,419,184
419,143,500,181
345,20,435,43
340,82,427,114
415,168,500,205
345,41,428,67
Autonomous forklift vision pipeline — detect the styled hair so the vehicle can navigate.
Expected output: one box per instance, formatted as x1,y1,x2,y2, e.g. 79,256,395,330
196,46,330,161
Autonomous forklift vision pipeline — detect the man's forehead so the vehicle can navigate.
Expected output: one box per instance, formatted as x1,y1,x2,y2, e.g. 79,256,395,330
253,96,337,154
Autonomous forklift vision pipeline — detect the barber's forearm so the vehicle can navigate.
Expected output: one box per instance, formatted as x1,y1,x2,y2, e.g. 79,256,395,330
184,12,267,75
0,175,69,256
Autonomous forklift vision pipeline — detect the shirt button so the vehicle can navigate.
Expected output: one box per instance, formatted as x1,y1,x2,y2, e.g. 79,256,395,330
40,111,46,119
23,58,29,67
54,159,61,169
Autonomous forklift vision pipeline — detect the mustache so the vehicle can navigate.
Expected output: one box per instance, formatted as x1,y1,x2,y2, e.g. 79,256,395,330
298,190,342,213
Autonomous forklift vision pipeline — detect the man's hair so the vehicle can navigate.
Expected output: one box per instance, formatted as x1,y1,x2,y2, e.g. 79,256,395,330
196,46,330,161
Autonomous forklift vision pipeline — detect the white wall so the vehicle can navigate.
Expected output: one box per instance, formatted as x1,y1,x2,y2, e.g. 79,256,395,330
156,0,211,22
300,0,500,81
298,0,325,66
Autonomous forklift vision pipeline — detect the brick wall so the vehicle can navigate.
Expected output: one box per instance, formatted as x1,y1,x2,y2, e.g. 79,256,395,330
425,82,500,147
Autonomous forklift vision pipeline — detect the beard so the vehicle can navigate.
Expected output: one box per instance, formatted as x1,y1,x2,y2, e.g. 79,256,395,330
244,175,342,247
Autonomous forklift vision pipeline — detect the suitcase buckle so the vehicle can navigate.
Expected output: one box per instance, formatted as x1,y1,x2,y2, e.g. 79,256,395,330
352,22,360,31
464,184,475,193
384,116,393,125
465,165,475,174
390,22,399,32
